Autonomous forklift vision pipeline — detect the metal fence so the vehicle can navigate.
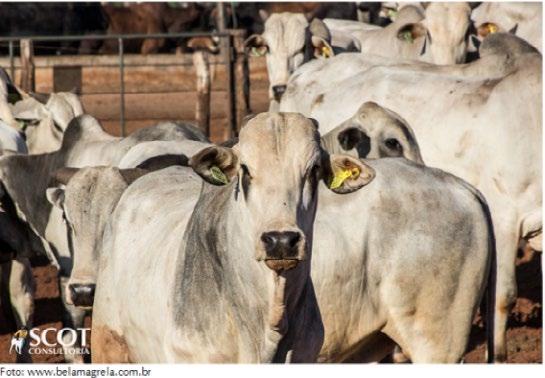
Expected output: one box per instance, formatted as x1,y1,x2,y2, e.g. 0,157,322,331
0,29,249,139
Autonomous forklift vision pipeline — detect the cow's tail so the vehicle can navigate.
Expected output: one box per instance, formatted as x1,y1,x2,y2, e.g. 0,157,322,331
485,216,497,363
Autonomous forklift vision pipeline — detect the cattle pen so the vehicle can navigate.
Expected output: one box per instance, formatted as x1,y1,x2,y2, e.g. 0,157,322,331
0,30,270,143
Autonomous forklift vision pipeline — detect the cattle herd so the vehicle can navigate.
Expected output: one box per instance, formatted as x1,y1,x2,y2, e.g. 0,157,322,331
0,1,541,364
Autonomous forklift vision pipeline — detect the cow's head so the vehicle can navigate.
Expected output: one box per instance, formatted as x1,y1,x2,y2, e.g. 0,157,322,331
245,12,334,106
396,2,472,64
323,102,424,164
46,166,147,308
10,91,84,153
190,112,374,272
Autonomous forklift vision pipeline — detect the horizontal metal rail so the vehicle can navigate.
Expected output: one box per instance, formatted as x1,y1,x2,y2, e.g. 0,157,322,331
0,31,231,43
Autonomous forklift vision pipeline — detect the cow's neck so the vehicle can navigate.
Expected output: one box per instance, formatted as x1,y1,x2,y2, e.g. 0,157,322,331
177,181,311,362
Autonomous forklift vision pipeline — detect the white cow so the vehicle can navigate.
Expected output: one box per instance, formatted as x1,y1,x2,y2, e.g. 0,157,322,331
91,113,373,362
281,32,542,362
244,12,353,108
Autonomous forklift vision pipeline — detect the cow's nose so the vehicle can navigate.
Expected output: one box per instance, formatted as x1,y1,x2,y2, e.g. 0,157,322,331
261,231,302,259
272,85,287,100
69,284,96,307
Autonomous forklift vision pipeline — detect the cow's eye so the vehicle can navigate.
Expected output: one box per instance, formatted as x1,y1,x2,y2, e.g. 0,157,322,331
240,164,251,198
310,163,321,179
384,138,402,151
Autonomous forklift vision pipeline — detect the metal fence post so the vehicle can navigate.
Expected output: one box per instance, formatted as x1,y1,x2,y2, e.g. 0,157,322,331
118,37,126,137
217,3,236,139
8,41,15,81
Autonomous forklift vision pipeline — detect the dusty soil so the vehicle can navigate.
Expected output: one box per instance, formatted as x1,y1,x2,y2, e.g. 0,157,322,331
0,249,541,363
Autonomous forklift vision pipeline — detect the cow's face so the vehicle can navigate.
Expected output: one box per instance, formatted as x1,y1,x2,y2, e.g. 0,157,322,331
334,102,424,164
46,167,141,308
397,3,471,65
191,112,375,273
245,13,334,105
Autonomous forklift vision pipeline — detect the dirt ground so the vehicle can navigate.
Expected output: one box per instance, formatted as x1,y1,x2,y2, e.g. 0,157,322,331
0,248,541,364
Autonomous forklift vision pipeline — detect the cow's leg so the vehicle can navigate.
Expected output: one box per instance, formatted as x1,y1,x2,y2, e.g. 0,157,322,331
8,258,35,328
492,222,519,363
1,258,35,363
59,275,87,363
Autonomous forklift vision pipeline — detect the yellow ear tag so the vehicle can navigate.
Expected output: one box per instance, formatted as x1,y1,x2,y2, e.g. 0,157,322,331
488,24,498,34
321,46,332,58
210,165,229,185
330,167,360,189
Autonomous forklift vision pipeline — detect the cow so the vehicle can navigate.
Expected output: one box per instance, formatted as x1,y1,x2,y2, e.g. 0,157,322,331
10,91,84,154
281,32,542,362
45,142,210,307
471,2,542,53
244,12,354,109
0,114,208,362
89,112,374,362
325,2,476,65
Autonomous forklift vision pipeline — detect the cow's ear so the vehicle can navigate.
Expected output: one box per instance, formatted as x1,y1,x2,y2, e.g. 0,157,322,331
397,22,427,43
311,36,334,58
190,146,239,186
46,187,65,209
244,34,268,57
323,154,375,194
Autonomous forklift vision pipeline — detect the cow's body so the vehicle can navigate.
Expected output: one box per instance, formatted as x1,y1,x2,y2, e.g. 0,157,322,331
281,33,542,361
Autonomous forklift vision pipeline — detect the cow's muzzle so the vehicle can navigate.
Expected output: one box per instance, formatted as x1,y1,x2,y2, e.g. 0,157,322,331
69,283,96,307
261,230,304,271
272,85,287,102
